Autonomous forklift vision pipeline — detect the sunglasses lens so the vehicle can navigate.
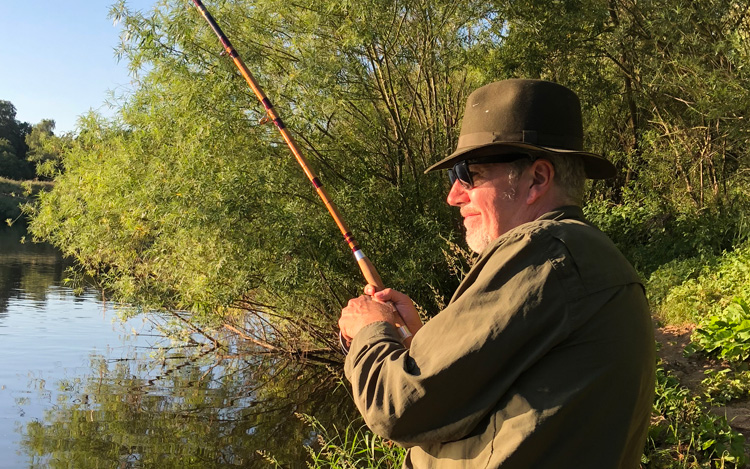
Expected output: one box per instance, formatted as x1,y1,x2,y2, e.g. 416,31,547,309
448,153,534,189
448,162,472,189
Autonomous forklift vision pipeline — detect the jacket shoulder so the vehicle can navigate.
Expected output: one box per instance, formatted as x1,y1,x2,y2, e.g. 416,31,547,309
524,217,643,295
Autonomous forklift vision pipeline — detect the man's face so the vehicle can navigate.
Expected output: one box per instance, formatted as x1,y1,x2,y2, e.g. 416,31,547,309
446,162,526,253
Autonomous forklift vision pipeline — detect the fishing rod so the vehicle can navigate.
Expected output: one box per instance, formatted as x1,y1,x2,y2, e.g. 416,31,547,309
190,0,412,348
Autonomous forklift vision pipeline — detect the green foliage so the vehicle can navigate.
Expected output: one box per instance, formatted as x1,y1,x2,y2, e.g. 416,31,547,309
29,0,503,347
300,414,406,468
584,195,745,277
645,366,747,468
498,0,750,252
700,368,750,406
23,0,750,348
687,298,750,363
25,119,71,178
0,101,65,180
651,245,750,325
0,137,33,180
0,176,52,222
0,99,30,161
645,257,708,312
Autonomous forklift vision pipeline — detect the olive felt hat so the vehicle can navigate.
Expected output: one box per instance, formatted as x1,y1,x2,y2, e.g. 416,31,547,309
425,79,616,179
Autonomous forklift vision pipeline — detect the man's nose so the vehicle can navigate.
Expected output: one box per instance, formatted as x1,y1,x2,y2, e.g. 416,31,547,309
446,180,468,206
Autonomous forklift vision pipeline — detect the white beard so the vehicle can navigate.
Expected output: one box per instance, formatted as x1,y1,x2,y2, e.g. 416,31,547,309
464,182,518,254
466,230,493,253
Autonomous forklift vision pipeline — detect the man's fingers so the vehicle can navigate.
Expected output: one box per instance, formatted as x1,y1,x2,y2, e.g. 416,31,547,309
376,288,409,306
372,288,393,302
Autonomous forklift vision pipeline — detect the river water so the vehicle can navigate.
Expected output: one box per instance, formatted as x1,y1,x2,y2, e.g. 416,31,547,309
0,226,354,468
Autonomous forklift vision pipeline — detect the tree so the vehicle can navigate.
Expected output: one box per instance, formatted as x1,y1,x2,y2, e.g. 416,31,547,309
484,0,750,269
0,101,33,179
30,0,497,352
25,119,70,179
0,137,32,180
0,100,29,160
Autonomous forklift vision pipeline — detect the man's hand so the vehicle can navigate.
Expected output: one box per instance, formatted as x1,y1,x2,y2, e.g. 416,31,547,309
364,285,423,338
339,285,423,348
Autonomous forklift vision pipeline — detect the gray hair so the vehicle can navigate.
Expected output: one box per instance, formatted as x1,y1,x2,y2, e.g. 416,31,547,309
507,154,586,204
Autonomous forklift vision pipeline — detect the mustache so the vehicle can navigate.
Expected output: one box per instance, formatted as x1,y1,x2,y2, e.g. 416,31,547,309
460,207,480,217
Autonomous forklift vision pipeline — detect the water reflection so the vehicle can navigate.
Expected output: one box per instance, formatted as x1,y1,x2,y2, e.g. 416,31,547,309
0,226,354,467
0,224,69,314
21,342,353,467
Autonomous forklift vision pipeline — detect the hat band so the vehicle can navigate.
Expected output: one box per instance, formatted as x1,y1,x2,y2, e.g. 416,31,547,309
457,131,583,152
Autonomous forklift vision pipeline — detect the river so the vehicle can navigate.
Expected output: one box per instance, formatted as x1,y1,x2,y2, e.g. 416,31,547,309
0,225,354,468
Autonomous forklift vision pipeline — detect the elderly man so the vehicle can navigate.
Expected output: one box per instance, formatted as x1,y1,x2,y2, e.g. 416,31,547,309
338,79,655,468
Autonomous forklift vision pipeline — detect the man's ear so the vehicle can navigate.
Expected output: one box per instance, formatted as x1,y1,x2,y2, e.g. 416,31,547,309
526,158,555,204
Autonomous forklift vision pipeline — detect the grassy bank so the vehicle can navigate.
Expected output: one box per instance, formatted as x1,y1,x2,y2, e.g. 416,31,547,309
0,177,53,224
644,247,750,467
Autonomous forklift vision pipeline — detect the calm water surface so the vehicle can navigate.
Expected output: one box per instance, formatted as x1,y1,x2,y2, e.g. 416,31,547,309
0,226,353,468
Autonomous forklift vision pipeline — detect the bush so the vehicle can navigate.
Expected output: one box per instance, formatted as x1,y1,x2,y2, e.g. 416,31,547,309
0,177,53,223
686,298,750,364
646,257,710,311
652,245,750,325
584,197,743,278
700,368,750,406
0,151,33,180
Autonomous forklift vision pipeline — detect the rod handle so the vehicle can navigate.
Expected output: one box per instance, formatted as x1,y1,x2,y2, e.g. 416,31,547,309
357,256,385,290
357,255,412,341
339,255,412,355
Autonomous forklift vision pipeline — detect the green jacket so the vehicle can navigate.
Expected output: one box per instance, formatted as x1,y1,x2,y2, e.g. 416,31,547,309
345,206,655,468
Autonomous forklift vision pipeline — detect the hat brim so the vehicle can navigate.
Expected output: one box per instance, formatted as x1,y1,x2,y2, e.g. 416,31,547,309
425,142,616,179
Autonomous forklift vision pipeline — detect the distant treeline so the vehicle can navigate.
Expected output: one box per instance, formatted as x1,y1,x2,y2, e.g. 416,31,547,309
0,100,68,181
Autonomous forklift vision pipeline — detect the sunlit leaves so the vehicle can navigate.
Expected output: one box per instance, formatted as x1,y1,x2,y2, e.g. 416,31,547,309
30,0,489,349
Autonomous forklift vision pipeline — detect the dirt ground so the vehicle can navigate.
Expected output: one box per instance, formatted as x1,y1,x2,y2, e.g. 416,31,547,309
655,324,750,435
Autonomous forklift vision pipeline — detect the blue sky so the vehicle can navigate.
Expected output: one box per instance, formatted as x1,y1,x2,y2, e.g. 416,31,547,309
0,0,157,134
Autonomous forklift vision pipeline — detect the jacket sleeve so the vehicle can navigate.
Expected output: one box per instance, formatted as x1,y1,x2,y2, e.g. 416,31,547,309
344,230,573,447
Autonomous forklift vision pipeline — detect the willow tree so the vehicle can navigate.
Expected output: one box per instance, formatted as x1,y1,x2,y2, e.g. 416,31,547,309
486,0,750,270
596,0,750,266
28,0,500,352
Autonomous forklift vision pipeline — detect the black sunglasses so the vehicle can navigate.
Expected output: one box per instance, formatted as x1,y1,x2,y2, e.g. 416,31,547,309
448,153,533,189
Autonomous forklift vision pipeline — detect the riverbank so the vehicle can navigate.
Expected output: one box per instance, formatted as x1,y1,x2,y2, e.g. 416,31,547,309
0,177,52,223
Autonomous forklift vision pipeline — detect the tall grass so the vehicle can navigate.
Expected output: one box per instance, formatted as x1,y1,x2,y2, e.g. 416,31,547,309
300,414,406,469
